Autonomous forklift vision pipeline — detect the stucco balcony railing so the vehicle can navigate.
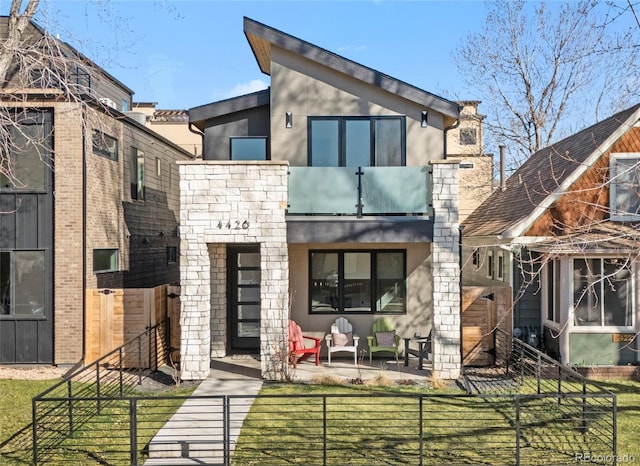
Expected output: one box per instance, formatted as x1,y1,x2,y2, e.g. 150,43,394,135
287,166,432,216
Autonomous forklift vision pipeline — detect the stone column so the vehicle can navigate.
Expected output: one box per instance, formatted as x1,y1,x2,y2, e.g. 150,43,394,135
178,161,289,381
430,161,461,380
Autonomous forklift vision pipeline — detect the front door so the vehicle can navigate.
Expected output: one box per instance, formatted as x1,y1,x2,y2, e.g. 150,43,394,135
228,245,260,352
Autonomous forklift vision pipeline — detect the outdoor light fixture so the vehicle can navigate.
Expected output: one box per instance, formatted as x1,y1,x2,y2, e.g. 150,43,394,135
421,110,428,128
285,112,293,128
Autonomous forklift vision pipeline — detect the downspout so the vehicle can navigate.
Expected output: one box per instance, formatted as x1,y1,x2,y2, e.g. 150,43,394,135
459,225,464,376
443,107,463,159
81,108,87,365
188,122,204,158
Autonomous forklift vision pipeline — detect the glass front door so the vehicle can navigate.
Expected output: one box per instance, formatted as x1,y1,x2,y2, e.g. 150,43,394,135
228,245,260,351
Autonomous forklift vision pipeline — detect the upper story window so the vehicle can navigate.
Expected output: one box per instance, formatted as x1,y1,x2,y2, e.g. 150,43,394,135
131,147,145,200
0,110,51,191
308,116,405,167
92,130,118,161
230,137,268,161
573,258,633,327
610,153,640,221
459,128,477,145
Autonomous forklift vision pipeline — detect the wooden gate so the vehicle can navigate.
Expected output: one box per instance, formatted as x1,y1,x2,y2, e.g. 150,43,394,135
462,286,512,366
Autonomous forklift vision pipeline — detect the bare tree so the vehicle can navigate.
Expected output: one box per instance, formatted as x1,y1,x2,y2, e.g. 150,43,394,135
0,0,133,188
455,0,640,170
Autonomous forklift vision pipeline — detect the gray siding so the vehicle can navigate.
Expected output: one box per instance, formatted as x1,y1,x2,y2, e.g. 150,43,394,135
202,105,270,160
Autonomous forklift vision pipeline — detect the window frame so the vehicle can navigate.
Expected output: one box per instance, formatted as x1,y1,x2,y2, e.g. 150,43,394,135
459,128,477,146
92,130,119,161
1,110,52,192
93,248,119,273
167,246,177,264
487,250,494,279
572,257,634,330
131,147,145,200
308,249,406,314
610,153,640,221
0,249,48,319
307,116,406,167
229,136,269,161
544,259,561,325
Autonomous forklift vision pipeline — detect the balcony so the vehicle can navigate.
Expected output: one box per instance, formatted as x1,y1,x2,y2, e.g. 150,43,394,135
287,166,432,217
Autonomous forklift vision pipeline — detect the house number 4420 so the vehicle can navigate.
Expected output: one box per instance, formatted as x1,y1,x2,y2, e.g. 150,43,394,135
217,220,250,230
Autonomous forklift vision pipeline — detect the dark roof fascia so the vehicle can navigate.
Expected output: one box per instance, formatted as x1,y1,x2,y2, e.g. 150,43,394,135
243,17,460,120
189,88,270,128
6,17,135,96
83,96,194,158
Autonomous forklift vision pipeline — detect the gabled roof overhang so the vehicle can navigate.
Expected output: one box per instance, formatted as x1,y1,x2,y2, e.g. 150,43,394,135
243,17,460,124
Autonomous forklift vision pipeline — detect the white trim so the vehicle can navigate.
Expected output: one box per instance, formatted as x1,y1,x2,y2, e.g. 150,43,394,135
501,108,640,239
609,153,640,222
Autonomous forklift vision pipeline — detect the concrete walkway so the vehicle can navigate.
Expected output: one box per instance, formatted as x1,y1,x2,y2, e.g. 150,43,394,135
143,357,263,466
143,355,435,465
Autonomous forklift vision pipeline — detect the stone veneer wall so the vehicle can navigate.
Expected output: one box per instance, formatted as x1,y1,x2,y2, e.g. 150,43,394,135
430,161,461,380
178,161,289,381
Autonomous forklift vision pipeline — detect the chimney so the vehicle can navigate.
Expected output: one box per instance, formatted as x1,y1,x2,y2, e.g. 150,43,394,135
499,145,506,192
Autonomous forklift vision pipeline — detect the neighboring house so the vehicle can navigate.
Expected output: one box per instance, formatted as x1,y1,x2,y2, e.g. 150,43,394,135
131,102,203,157
179,17,463,381
0,18,192,365
446,101,494,223
462,104,640,367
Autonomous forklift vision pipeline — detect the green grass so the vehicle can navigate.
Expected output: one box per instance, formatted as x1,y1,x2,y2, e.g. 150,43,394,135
0,378,196,465
231,381,640,465
2,378,639,465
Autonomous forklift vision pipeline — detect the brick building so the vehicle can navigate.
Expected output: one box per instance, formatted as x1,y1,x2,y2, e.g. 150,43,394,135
0,18,192,365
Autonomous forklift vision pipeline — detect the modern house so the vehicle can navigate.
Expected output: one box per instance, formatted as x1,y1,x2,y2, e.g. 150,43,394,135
462,104,640,367
178,17,466,381
0,18,192,365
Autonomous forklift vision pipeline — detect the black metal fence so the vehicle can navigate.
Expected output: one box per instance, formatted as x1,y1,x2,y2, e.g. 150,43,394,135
31,325,617,465
32,320,171,465
31,391,617,465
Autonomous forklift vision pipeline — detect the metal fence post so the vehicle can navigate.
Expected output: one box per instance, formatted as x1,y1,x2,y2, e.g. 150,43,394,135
323,396,327,466
419,396,424,466
581,381,587,434
67,380,73,437
32,398,38,466
224,396,230,466
612,395,618,465
129,398,138,466
557,366,562,408
137,336,142,385
536,353,541,394
119,347,124,397
515,396,521,466
96,363,101,414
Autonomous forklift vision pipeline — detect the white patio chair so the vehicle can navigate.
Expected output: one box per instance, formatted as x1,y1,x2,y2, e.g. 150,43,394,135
324,317,360,365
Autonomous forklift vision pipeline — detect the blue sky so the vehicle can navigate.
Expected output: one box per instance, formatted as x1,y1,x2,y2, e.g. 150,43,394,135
30,0,488,110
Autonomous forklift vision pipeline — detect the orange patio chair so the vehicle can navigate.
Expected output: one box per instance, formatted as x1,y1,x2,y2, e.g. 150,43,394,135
288,319,321,367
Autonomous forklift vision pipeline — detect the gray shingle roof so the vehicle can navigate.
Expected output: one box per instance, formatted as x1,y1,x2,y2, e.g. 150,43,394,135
462,103,640,237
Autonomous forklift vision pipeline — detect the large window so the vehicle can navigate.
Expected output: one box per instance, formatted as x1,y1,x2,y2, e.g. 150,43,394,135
0,114,49,191
610,154,640,221
310,250,405,313
308,116,405,167
131,147,145,200
573,258,633,327
230,137,268,160
0,250,46,317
